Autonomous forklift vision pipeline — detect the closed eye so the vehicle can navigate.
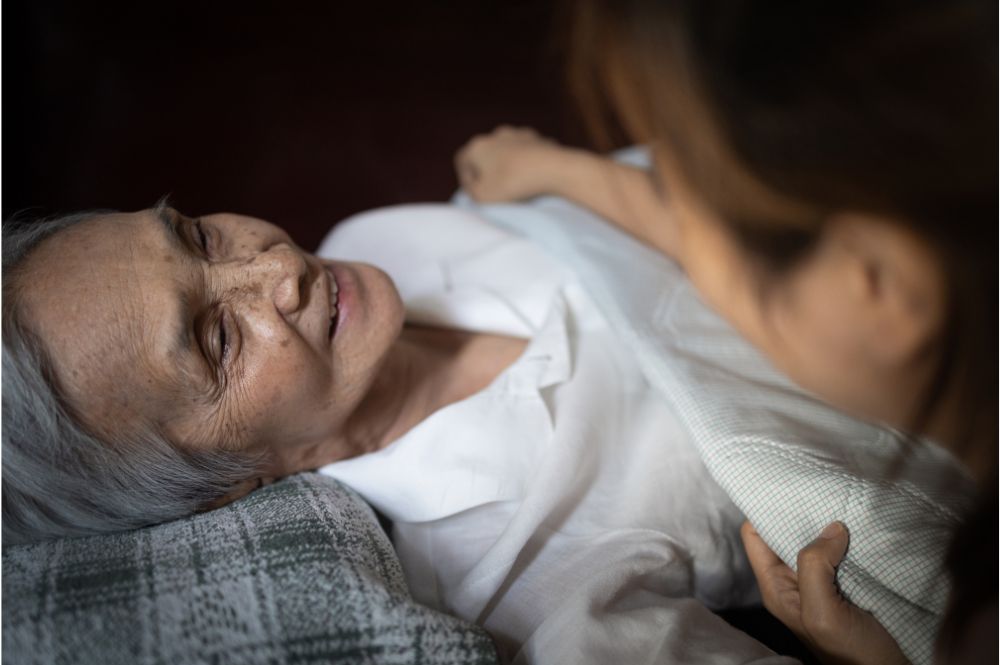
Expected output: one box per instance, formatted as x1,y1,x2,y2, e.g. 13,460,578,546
218,312,230,363
194,218,210,253
202,307,239,382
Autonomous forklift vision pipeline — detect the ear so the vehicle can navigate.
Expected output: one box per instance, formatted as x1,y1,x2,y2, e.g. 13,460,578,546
198,476,276,512
828,213,945,364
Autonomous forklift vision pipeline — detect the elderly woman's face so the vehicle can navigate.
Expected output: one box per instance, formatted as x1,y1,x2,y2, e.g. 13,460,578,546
18,208,404,473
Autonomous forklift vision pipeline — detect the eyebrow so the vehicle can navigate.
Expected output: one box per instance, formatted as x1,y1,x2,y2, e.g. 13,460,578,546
154,205,186,252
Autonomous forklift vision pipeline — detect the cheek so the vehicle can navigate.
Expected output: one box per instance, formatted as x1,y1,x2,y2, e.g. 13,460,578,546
686,229,852,395
765,270,876,409
239,349,337,442
782,264,864,357
253,344,329,398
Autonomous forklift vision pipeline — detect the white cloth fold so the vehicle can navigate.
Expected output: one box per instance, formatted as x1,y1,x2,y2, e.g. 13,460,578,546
318,204,785,665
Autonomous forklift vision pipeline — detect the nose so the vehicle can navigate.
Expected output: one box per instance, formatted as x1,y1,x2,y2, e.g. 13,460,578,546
225,243,309,317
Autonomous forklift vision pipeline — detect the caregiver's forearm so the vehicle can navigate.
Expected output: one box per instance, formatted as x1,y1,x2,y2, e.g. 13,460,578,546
547,149,683,262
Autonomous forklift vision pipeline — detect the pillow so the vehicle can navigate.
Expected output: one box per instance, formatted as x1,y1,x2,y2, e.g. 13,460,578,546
453,152,975,665
2,472,497,665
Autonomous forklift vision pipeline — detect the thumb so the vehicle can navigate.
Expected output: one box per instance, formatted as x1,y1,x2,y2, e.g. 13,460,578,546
796,521,851,641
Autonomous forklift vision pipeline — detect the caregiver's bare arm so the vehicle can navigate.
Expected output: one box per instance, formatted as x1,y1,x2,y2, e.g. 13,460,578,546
455,126,682,263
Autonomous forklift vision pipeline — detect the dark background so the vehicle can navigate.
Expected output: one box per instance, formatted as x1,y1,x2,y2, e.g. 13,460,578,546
4,0,589,250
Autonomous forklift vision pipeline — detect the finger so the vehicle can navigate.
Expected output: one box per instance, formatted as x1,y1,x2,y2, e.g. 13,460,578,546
741,521,787,578
453,148,478,184
454,137,478,159
458,160,479,184
507,126,537,138
741,521,801,628
796,521,851,641
453,145,469,174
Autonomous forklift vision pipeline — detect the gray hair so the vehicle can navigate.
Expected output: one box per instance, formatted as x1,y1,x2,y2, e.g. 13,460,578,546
2,211,263,545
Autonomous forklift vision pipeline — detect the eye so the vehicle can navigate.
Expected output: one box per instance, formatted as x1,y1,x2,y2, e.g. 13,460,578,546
214,309,238,368
218,316,229,362
194,218,210,254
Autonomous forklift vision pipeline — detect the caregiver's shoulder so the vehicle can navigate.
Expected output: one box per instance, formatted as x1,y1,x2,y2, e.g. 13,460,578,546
316,204,515,262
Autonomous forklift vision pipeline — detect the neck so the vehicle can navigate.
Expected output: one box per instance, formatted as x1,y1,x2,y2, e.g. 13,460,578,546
340,326,474,455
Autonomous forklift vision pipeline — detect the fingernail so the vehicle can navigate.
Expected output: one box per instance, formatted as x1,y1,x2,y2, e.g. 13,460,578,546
820,521,845,539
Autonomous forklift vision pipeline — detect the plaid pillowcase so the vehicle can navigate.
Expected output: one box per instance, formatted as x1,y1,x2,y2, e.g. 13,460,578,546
3,472,497,665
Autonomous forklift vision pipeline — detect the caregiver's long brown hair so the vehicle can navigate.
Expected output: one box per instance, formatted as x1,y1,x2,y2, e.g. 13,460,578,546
565,0,997,654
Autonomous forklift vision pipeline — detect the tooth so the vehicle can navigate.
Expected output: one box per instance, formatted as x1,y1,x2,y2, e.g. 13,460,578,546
331,304,338,318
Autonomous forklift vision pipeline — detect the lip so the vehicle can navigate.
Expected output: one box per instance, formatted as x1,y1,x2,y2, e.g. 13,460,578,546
323,261,350,343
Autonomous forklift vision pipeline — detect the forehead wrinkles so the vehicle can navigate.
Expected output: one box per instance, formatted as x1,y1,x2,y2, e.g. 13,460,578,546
30,214,192,446
84,233,188,440
42,249,163,442
22,211,257,455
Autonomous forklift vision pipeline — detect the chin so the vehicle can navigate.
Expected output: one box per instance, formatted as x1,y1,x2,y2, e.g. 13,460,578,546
325,261,406,412
349,262,405,349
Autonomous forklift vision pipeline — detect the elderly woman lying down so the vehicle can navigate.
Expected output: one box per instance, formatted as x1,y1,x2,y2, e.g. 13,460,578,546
2,195,965,664
3,200,769,662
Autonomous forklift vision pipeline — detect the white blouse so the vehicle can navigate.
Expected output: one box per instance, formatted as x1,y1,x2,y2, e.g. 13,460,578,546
319,204,796,665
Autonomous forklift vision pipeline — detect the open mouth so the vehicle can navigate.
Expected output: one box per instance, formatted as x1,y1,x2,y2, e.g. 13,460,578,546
326,267,340,340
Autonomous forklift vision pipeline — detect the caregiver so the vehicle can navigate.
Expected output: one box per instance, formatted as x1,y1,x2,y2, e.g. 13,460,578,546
455,0,996,663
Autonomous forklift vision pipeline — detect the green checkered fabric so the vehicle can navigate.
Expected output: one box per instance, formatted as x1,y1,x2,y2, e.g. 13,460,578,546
2,472,497,665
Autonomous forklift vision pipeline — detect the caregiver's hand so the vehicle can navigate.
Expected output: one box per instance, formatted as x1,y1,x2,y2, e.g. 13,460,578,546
741,521,911,665
455,126,569,202
456,126,682,259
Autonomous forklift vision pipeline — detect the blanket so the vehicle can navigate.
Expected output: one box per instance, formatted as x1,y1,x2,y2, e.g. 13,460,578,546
453,150,975,665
